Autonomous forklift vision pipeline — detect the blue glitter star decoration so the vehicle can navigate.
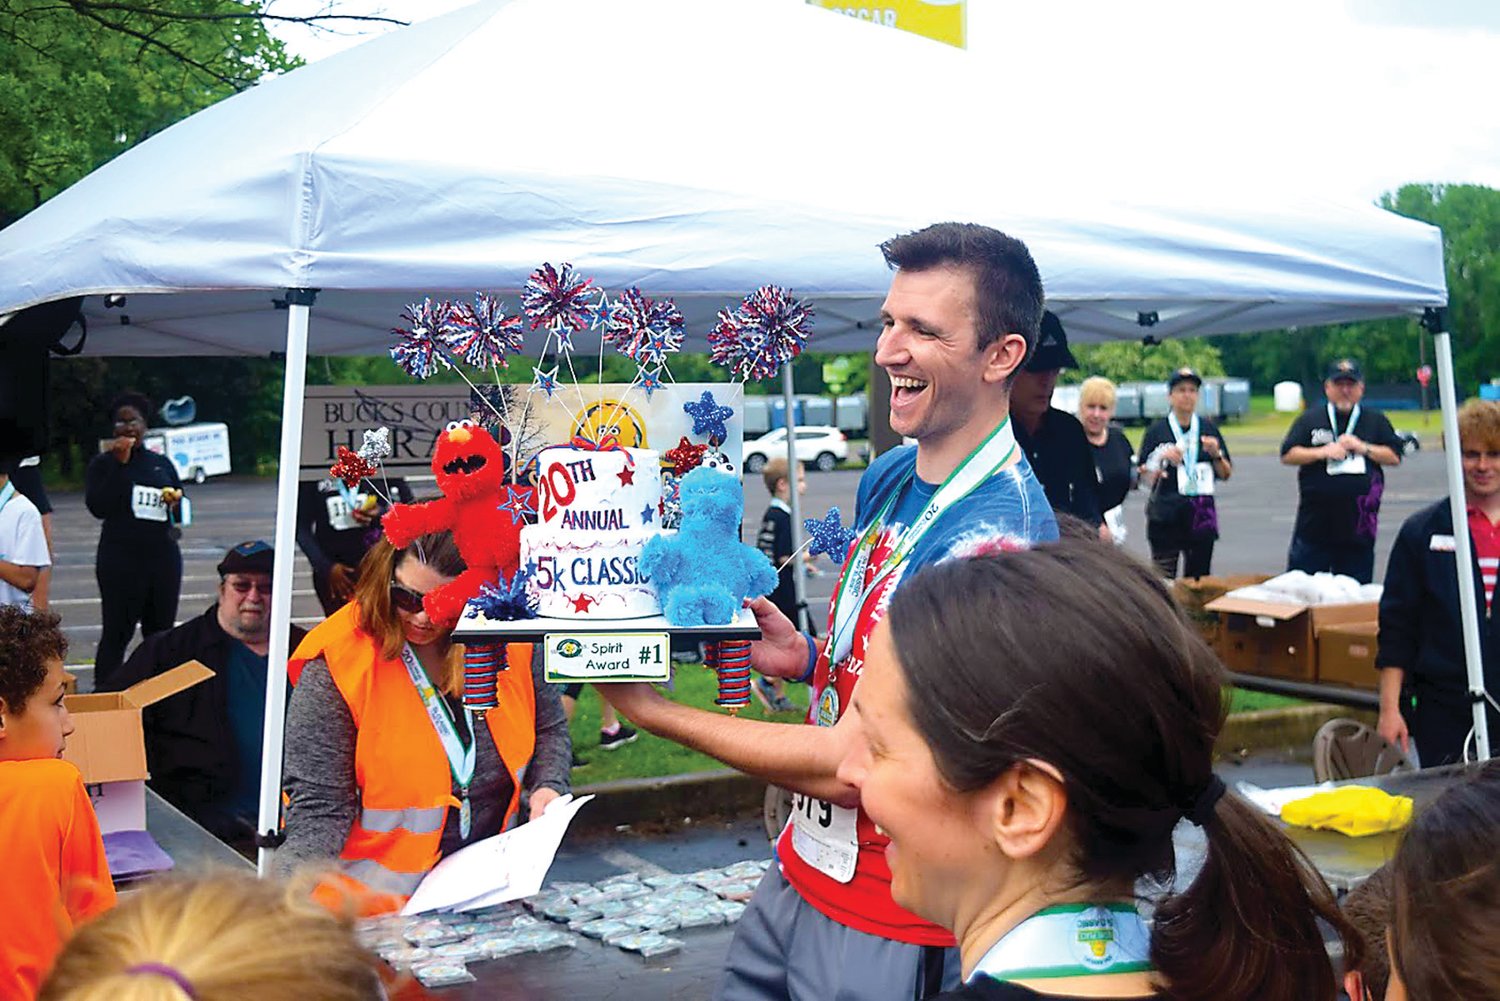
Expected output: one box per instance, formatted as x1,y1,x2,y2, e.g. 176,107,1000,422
498,485,537,525
804,507,856,561
640,501,655,525
683,390,733,442
638,367,664,399
467,567,538,621
531,364,560,399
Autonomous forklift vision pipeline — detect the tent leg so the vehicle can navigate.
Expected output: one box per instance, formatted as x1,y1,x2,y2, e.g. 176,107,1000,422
782,367,808,632
258,293,314,875
1433,328,1490,760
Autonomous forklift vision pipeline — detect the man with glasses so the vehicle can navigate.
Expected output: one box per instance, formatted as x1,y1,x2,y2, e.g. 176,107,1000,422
105,541,306,850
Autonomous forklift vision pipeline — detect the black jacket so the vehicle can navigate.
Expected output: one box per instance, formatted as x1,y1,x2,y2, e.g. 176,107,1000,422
106,604,306,829
1378,499,1500,711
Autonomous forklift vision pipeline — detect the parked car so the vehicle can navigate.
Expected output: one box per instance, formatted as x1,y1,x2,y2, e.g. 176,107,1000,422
743,426,849,473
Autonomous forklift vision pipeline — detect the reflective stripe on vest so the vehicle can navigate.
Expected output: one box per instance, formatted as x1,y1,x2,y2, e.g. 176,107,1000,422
359,806,446,836
289,604,537,910
339,857,425,897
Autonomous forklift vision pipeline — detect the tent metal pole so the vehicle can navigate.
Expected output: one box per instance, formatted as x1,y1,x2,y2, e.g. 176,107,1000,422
782,367,809,631
1432,322,1490,760
257,292,314,875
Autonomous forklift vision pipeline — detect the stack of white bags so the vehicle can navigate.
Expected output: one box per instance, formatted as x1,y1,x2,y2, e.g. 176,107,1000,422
1222,570,1382,606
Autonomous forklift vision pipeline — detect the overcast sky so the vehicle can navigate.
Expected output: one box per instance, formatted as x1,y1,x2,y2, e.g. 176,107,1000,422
267,0,1500,203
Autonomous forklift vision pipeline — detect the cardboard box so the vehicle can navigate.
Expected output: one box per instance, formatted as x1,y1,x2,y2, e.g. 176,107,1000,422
63,661,213,833
1171,574,1273,652
1317,620,1381,691
1205,596,1378,682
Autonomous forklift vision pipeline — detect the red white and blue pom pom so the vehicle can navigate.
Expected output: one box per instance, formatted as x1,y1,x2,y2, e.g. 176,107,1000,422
710,286,813,382
522,263,597,332
603,287,685,365
390,298,456,380
443,294,525,369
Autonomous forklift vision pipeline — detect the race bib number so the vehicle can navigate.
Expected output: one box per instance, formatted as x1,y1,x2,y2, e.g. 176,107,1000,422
1176,461,1215,497
788,792,858,883
1326,454,1367,476
130,484,170,522
325,493,365,531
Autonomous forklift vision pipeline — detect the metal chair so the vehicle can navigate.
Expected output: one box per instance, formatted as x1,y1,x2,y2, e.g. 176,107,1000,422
1312,717,1416,783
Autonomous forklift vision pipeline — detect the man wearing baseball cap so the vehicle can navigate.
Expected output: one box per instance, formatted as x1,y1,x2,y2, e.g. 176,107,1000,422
103,540,306,850
1011,310,1103,527
1280,359,1404,583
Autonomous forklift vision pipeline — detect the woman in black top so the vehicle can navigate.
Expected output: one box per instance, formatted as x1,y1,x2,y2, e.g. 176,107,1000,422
1078,377,1136,544
85,392,184,689
835,538,1357,1001
1138,369,1232,578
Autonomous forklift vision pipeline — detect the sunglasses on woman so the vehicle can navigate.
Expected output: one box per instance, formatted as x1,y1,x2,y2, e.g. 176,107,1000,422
389,580,429,614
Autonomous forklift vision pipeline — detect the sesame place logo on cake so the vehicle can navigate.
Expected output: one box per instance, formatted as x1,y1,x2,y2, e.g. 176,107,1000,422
572,399,647,449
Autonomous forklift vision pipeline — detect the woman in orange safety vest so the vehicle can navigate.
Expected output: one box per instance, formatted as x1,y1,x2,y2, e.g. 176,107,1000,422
280,530,571,913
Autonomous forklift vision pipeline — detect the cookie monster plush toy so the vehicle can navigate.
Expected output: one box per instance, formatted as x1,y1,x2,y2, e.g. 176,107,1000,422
639,467,777,713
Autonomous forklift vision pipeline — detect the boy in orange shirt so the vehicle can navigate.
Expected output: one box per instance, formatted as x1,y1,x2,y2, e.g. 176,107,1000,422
0,606,116,1000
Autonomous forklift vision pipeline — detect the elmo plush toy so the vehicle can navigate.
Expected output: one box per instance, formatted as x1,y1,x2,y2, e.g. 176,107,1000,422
381,419,523,628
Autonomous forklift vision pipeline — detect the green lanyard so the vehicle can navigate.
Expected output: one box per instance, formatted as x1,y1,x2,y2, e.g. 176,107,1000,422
826,418,1020,667
399,644,477,839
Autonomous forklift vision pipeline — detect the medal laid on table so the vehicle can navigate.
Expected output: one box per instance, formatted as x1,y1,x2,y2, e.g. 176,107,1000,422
401,644,477,839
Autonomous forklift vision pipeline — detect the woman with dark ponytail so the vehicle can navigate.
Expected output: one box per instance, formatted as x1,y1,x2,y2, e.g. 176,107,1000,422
835,535,1357,1000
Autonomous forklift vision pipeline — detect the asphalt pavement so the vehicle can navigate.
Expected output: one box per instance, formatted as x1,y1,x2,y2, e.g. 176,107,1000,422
45,446,1449,685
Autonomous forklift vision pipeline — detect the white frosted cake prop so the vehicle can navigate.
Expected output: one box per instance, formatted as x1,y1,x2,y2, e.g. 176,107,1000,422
521,445,664,619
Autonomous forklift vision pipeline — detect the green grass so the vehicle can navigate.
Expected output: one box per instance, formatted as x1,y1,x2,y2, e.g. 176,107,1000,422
1227,688,1304,714
566,657,808,784
1122,395,1446,457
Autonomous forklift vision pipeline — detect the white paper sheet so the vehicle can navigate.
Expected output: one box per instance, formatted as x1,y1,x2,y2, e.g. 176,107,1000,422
1235,781,1337,817
401,793,594,915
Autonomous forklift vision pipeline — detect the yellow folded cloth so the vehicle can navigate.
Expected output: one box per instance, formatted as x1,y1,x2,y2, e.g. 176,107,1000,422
1280,786,1413,837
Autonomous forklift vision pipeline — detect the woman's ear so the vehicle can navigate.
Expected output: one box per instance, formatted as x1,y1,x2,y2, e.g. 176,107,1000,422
984,760,1069,860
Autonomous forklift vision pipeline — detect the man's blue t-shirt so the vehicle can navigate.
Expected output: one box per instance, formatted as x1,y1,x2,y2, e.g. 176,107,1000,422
224,641,268,822
855,443,1059,571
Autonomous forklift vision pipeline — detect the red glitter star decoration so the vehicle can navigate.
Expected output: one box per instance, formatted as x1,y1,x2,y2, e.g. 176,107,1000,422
569,593,595,613
664,436,708,476
329,446,377,488
617,465,635,486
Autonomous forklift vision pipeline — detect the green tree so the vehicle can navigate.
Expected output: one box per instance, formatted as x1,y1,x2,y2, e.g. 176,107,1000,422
1068,339,1225,385
0,1,401,223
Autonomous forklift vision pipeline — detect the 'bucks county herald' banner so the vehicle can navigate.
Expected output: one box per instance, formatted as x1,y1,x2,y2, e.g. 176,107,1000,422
807,0,966,49
301,383,744,481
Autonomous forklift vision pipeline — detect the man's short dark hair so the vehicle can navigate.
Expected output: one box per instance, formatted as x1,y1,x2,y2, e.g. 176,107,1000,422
1342,863,1393,1000
879,222,1045,356
0,606,67,717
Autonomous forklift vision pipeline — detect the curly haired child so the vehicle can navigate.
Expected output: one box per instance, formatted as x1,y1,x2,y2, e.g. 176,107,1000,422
0,607,116,999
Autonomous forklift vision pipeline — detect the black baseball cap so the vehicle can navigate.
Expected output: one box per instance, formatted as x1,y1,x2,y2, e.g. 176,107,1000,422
1167,367,1203,389
1025,311,1079,372
1326,358,1363,383
218,539,274,577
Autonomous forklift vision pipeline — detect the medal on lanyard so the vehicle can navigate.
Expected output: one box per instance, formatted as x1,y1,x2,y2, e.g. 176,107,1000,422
969,903,1153,984
400,644,478,839
0,480,13,514
826,418,1020,671
1168,412,1201,495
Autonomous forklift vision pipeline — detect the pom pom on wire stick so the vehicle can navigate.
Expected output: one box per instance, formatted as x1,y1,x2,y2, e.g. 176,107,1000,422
521,263,597,332
390,298,457,380
442,294,525,368
706,640,754,713
603,287,685,366
709,285,813,381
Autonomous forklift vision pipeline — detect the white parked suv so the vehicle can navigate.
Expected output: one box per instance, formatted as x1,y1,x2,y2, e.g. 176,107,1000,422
743,426,849,473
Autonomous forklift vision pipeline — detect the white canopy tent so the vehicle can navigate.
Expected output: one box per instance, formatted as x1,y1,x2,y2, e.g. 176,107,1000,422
0,0,1482,874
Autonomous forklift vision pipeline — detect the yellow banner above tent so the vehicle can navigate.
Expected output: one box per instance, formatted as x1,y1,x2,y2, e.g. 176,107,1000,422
807,1,966,50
